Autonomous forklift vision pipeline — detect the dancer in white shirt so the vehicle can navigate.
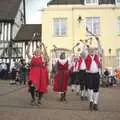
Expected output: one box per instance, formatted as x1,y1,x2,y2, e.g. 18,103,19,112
85,48,101,111
77,53,87,100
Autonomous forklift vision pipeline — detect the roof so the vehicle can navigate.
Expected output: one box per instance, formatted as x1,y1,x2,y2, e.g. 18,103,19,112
14,24,42,42
0,0,22,21
48,0,84,5
48,0,115,5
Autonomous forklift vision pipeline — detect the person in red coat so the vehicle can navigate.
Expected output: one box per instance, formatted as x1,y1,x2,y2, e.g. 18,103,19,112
53,52,70,101
27,42,49,104
85,48,101,111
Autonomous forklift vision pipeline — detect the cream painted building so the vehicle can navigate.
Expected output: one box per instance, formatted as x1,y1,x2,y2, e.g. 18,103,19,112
42,0,120,70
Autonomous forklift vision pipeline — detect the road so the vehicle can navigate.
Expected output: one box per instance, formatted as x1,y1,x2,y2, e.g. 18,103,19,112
0,80,120,120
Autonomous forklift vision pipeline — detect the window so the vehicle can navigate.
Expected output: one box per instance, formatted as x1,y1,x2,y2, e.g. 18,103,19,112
53,18,67,37
116,0,120,5
85,0,98,5
86,17,100,36
117,17,120,33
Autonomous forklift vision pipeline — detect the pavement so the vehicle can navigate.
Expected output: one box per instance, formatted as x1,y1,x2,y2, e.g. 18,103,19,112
0,80,120,120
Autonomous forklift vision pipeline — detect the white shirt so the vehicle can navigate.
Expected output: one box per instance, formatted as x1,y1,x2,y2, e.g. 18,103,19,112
1,63,7,70
73,62,78,72
58,58,68,65
89,56,99,73
10,61,16,72
79,60,86,70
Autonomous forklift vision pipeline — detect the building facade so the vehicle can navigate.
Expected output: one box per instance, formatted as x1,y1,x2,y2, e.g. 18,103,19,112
14,24,42,61
0,0,25,63
42,0,120,69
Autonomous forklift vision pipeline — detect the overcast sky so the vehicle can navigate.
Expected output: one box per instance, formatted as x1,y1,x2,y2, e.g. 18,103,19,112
26,0,50,24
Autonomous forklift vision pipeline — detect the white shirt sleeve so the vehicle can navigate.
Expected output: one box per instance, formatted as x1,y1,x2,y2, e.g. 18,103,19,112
67,57,72,70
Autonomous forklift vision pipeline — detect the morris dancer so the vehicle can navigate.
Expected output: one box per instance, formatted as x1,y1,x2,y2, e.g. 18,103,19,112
70,55,79,93
26,42,49,104
85,48,101,111
53,52,70,101
77,52,87,100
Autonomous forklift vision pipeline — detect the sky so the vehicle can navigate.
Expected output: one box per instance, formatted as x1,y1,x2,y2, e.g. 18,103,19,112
26,0,50,24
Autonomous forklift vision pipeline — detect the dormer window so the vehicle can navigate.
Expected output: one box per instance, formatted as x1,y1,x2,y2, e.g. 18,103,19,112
116,0,120,5
85,0,98,5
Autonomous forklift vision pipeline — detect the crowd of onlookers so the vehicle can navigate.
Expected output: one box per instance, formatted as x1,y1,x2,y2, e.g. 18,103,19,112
101,68,120,87
0,59,120,88
0,62,9,80
0,59,30,85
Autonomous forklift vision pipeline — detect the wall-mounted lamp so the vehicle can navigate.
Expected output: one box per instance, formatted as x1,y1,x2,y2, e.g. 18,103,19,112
108,48,112,55
77,16,83,23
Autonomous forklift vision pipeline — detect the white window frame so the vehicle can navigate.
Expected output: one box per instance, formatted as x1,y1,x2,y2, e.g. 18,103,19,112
85,0,98,5
86,17,100,36
53,18,67,37
115,0,120,5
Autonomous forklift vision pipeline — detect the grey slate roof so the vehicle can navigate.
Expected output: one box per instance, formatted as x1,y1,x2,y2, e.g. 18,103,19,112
48,0,84,5
48,0,115,5
0,0,21,21
14,24,42,42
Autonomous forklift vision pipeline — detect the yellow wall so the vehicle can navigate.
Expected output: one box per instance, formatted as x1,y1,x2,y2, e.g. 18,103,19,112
42,5,120,68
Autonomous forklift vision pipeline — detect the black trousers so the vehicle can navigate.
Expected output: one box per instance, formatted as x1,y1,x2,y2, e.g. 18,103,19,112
86,72,100,92
70,72,78,85
78,70,87,91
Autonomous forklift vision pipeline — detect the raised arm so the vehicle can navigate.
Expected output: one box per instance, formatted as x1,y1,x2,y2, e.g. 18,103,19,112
26,42,32,59
41,42,49,64
95,37,103,57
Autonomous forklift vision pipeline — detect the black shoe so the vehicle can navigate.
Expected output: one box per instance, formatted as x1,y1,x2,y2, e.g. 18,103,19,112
60,95,64,102
72,89,74,92
30,99,35,105
89,102,93,111
37,100,41,105
93,104,98,111
81,96,84,101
